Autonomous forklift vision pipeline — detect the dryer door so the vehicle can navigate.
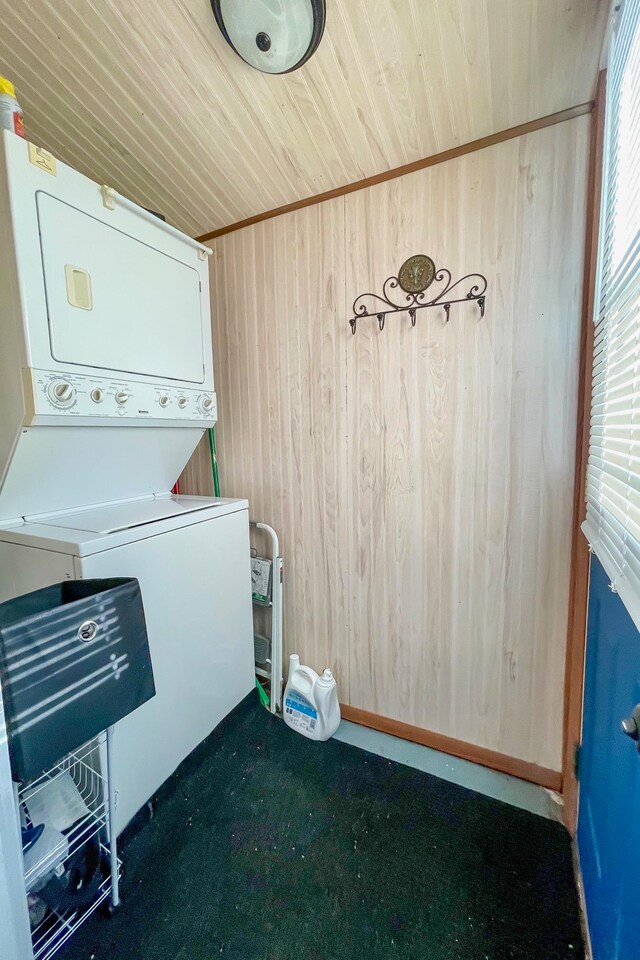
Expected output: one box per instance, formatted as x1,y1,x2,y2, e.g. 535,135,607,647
36,192,205,383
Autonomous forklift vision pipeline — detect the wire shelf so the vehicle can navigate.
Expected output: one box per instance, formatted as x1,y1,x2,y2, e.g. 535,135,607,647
19,735,113,892
30,850,121,960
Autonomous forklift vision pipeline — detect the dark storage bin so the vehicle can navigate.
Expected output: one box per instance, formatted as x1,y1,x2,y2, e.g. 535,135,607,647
0,578,155,783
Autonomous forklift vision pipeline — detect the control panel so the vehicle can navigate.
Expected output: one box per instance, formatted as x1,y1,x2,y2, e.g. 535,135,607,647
25,369,217,424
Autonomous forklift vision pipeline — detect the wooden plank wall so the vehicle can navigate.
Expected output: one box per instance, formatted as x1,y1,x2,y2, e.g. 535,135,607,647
181,115,590,775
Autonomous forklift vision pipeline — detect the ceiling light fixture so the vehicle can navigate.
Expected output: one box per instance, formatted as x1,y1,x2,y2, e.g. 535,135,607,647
211,0,326,75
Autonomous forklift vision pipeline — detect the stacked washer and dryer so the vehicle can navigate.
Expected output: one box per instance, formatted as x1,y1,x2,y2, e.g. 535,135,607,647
0,131,255,958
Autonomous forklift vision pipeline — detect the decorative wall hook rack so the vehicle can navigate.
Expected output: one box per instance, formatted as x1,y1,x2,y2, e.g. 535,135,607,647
348,254,487,335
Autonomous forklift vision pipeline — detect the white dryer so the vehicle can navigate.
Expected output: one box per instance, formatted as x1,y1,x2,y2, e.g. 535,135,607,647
0,129,216,520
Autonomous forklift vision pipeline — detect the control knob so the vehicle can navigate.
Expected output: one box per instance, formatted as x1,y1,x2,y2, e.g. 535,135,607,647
159,395,170,408
177,397,188,410
115,390,130,405
199,394,214,415
48,380,76,407
91,388,104,403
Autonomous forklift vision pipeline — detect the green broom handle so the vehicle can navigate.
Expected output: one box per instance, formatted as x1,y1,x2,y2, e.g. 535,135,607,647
208,426,220,498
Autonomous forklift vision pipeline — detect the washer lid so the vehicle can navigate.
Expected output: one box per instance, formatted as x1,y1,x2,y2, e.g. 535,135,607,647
37,496,218,535
0,496,249,556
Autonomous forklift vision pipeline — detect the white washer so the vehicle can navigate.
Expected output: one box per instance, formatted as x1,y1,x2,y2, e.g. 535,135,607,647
0,495,255,836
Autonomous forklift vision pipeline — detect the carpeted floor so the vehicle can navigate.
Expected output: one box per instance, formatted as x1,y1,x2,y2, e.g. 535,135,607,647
63,695,583,960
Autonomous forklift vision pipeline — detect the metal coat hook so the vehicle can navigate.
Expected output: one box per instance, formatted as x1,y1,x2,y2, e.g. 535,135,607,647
348,254,487,334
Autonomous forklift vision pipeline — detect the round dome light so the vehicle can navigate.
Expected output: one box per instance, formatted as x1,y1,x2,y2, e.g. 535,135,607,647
211,0,326,75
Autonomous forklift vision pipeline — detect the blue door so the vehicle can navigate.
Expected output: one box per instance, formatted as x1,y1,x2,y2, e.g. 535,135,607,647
578,555,640,959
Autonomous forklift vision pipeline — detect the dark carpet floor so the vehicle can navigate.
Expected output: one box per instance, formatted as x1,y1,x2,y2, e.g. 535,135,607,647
63,695,583,960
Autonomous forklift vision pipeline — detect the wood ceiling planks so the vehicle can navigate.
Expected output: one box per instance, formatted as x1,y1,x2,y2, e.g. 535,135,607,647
0,0,606,235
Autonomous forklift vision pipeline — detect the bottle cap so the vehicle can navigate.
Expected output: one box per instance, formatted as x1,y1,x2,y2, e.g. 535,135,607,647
0,76,16,98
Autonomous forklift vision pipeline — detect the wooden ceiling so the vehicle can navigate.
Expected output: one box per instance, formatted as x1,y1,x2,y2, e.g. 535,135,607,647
0,1,607,237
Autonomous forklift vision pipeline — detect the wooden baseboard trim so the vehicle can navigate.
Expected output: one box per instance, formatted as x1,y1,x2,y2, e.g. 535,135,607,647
340,704,562,792
196,100,593,243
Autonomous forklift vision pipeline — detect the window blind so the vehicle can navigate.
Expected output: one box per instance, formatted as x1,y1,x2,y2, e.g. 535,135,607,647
583,0,640,629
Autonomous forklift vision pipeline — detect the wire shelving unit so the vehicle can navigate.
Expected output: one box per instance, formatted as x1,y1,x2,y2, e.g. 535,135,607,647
18,729,120,959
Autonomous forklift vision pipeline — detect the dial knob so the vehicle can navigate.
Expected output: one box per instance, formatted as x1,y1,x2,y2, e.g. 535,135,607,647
115,391,129,405
159,395,170,408
177,397,188,410
48,380,75,407
199,395,214,414
91,388,103,403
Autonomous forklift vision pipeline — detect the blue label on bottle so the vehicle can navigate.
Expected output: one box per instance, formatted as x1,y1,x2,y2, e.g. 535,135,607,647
285,695,317,720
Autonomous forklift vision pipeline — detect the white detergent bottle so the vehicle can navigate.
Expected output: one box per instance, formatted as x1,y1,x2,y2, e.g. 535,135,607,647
283,654,340,741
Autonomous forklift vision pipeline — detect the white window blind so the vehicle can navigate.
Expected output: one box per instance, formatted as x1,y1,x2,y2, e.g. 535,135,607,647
583,0,640,629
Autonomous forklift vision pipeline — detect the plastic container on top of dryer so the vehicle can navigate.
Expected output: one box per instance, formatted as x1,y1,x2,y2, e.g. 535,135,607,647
283,654,340,741
0,75,25,137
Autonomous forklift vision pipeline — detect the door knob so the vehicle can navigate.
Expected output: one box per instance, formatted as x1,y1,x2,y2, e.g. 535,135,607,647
621,704,640,748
